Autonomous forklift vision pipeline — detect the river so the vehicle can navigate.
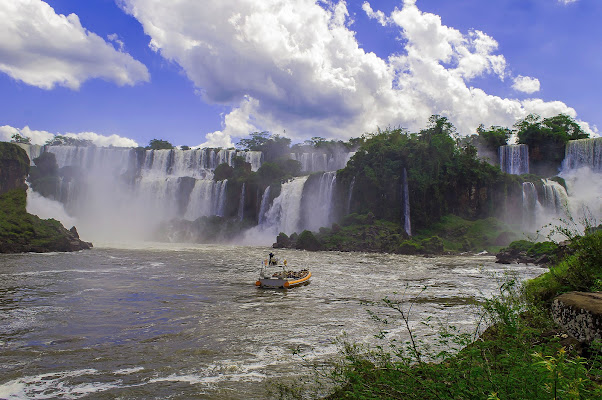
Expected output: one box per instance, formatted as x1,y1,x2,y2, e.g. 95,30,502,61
0,245,543,399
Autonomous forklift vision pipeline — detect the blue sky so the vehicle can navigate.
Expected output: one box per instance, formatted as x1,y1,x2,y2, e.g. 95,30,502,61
0,0,599,148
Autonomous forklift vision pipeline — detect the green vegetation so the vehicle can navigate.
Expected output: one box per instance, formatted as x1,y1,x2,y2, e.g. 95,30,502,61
274,228,602,399
237,131,292,162
146,138,174,150
515,114,588,176
477,124,512,152
284,213,518,254
10,132,31,144
526,229,602,305
45,135,92,146
0,188,89,252
339,116,514,232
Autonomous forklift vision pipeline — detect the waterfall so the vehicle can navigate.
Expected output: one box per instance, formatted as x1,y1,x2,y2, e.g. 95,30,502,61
237,183,246,221
563,137,602,173
542,179,569,215
499,144,529,175
263,176,308,235
16,144,44,165
258,186,271,225
522,182,539,231
21,145,254,241
289,150,354,173
346,176,355,215
402,168,411,236
303,171,337,232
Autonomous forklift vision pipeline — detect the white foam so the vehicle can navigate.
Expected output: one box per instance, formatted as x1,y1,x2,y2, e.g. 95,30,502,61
114,367,144,375
0,369,123,400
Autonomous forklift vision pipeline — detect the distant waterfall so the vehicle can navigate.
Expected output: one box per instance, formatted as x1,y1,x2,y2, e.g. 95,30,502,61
258,186,271,225
263,176,308,235
499,144,529,175
303,171,337,232
522,182,539,231
237,183,246,221
289,151,355,173
346,176,355,215
183,180,228,220
402,168,411,236
542,179,569,215
563,137,602,172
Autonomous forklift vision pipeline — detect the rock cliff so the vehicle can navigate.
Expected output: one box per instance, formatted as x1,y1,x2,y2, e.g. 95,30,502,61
0,142,92,253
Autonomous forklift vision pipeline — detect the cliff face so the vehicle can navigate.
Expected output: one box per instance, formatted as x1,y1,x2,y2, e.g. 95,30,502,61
0,142,92,253
0,142,29,195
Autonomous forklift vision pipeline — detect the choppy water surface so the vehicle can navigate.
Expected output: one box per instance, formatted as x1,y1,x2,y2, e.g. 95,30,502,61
0,245,543,399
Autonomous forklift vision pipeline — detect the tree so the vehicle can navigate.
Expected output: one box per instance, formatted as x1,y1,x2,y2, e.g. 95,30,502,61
146,139,174,150
237,131,270,151
45,135,92,147
237,131,291,162
516,113,588,175
10,133,30,144
477,124,511,151
213,163,234,181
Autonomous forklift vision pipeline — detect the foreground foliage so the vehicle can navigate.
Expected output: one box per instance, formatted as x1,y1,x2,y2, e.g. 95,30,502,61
272,229,602,400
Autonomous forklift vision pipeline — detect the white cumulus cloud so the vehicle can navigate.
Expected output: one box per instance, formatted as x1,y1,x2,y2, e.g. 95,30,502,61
0,125,139,147
512,75,541,93
0,0,149,90
120,0,590,146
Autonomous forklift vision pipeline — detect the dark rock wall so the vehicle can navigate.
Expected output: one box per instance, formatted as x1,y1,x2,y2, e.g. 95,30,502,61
0,142,30,195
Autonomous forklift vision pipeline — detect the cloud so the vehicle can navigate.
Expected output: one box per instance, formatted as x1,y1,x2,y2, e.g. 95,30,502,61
512,75,541,93
0,0,149,90
558,0,578,4
120,0,591,144
362,2,388,26
0,125,139,147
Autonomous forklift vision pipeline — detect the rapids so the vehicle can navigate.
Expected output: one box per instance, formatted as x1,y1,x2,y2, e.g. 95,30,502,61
0,245,543,399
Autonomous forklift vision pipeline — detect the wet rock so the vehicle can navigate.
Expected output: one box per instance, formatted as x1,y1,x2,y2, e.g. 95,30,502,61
551,292,602,344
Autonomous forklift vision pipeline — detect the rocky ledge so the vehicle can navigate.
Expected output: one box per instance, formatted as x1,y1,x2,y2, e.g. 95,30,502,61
551,292,602,344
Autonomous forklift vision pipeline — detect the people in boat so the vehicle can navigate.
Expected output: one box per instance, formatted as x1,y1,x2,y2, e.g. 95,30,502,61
269,252,278,266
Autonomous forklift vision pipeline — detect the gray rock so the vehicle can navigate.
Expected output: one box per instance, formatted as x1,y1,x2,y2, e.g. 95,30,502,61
551,292,602,344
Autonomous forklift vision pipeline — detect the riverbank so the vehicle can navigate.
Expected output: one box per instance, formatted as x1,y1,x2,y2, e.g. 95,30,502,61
274,213,519,255
283,228,602,399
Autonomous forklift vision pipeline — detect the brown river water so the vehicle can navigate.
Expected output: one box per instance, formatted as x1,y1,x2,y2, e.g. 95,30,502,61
0,244,544,399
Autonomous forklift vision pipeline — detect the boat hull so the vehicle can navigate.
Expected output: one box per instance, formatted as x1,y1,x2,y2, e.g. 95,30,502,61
256,271,311,288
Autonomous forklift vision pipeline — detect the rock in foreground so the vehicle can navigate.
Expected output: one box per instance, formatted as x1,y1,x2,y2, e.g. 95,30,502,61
551,292,602,344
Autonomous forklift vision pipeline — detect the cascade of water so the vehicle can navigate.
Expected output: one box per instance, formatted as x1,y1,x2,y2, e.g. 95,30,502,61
303,172,337,232
402,168,412,236
522,182,539,231
542,179,569,215
216,180,227,217
184,179,228,220
16,144,43,165
237,183,246,221
499,144,529,175
263,176,308,235
346,176,355,215
563,137,602,173
258,186,271,225
289,151,354,173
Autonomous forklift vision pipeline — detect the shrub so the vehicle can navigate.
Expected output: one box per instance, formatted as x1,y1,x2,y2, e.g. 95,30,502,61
295,230,322,251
